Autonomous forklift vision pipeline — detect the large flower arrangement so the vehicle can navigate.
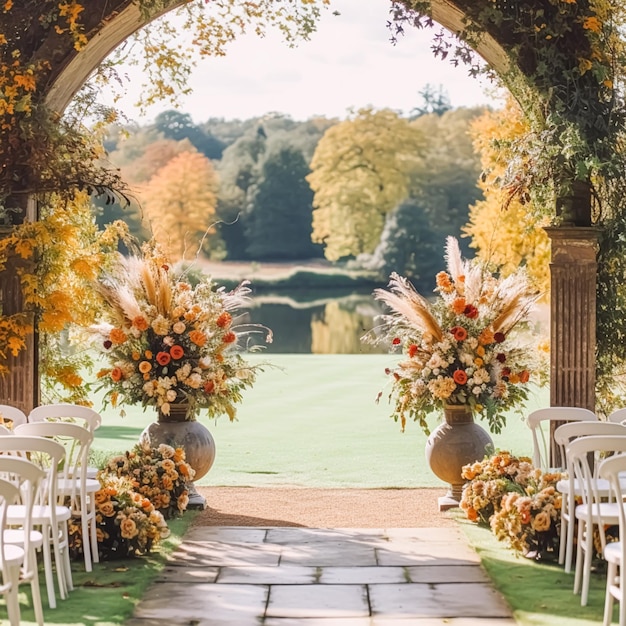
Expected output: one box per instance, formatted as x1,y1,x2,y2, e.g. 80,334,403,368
102,443,194,520
368,237,547,434
461,451,564,559
90,242,270,420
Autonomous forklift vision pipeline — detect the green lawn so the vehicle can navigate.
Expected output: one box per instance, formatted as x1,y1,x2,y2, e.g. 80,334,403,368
16,354,604,626
92,353,548,489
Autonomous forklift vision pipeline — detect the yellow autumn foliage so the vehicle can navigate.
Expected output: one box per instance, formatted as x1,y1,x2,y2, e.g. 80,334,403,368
464,99,551,297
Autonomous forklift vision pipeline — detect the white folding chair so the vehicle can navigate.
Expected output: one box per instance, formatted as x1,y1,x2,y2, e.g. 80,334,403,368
28,404,102,433
29,403,102,480
0,436,70,609
599,453,626,626
555,421,626,573
0,406,27,431
568,435,626,606
528,407,597,471
0,457,46,626
16,422,98,574
608,408,626,424
0,478,25,626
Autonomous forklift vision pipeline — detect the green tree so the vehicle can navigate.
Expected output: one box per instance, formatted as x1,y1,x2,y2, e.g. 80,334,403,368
153,110,225,159
215,126,268,259
245,146,321,260
308,107,425,261
139,151,220,261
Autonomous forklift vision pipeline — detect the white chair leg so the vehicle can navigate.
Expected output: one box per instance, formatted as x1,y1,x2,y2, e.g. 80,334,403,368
6,566,21,626
40,528,56,609
559,512,567,565
27,546,44,626
604,561,616,626
574,521,585,595
80,514,92,572
89,505,99,564
581,531,593,606
565,510,576,573
51,530,67,601
61,524,73,592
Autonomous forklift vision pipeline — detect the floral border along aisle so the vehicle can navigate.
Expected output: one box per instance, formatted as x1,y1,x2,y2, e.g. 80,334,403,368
460,451,564,560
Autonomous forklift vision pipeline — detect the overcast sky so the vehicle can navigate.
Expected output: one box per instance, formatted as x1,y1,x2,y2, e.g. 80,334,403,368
105,0,505,124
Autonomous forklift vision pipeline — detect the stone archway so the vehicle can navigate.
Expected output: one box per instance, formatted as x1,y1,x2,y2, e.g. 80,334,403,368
0,0,605,418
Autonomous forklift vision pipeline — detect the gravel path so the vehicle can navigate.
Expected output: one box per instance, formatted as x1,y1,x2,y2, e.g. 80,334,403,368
194,487,458,528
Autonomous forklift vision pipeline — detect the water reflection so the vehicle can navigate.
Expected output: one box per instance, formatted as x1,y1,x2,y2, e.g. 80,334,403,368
241,291,387,354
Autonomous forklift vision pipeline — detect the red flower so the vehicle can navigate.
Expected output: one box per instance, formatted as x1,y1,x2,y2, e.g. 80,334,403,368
519,370,530,383
103,340,112,350
494,332,506,343
170,345,184,360
156,352,171,366
502,367,511,377
450,326,468,342
408,344,418,358
392,337,401,345
204,380,215,393
222,331,237,344
463,304,479,319
453,369,468,385
496,353,506,363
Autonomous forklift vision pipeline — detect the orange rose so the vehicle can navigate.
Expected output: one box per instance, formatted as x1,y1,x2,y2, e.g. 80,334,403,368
170,345,184,360
478,329,495,345
132,316,149,331
120,518,138,539
156,351,171,366
138,361,152,374
453,369,468,385
145,350,153,359
452,297,466,314
109,328,128,345
189,330,207,347
216,311,232,328
204,380,215,393
110,367,123,382
519,370,530,383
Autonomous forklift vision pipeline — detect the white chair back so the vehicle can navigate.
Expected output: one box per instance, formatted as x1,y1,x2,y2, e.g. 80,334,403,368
0,478,23,625
0,406,27,431
28,404,102,433
528,407,597,470
599,453,626,626
608,408,626,424
0,456,46,625
567,435,626,606
0,435,68,608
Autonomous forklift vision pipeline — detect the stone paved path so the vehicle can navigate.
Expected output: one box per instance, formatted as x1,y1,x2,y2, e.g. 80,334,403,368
125,526,517,625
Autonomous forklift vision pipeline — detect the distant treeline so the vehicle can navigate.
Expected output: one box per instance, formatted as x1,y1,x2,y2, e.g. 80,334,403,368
98,100,487,290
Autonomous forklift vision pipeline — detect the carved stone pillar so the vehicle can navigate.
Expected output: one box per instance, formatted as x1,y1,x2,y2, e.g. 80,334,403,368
545,226,599,465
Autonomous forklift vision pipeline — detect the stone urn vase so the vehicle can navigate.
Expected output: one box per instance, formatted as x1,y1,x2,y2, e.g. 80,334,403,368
139,403,216,510
425,404,493,511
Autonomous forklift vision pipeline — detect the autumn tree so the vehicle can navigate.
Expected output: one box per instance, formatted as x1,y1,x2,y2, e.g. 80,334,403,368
308,108,425,261
354,107,483,281
139,151,220,261
464,99,551,294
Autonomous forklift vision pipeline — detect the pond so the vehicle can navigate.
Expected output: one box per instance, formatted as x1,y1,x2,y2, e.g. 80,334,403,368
240,289,389,354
